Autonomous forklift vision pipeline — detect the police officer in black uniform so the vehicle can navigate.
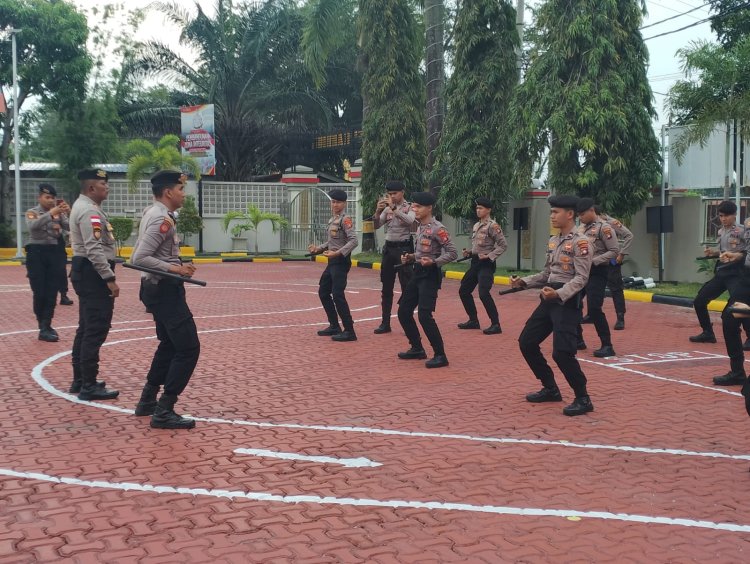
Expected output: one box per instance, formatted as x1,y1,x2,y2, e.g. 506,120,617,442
514,195,594,416
69,169,119,400
132,170,200,429
25,183,69,342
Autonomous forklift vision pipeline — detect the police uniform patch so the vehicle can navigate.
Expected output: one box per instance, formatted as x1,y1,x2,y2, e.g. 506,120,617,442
160,220,171,234
576,239,589,256
343,216,353,230
603,226,613,239
612,219,622,228
437,228,449,243
26,211,38,220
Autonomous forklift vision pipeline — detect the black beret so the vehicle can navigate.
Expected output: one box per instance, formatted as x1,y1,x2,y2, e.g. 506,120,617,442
151,169,187,186
475,196,492,209
38,183,57,197
385,180,405,192
77,168,109,181
328,188,348,202
548,194,579,210
411,192,436,206
575,197,596,213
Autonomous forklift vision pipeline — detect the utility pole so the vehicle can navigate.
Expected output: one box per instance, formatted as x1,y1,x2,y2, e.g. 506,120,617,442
516,0,525,80
8,28,23,258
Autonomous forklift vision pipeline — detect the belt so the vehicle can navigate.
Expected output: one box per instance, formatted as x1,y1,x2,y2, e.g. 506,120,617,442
384,239,412,247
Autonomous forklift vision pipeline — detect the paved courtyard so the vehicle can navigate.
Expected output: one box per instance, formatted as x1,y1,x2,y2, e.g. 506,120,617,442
1,261,749,562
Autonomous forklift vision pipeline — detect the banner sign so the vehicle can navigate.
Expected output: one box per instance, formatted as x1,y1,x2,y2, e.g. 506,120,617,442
180,104,216,176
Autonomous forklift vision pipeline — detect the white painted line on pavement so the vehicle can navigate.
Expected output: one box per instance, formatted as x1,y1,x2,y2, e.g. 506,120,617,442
233,448,381,468
1,467,749,533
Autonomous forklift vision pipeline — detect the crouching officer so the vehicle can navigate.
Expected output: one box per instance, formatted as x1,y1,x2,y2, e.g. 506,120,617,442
397,192,458,368
25,183,69,342
308,188,359,341
69,169,119,400
457,197,507,334
372,180,416,334
514,195,594,416
131,170,201,430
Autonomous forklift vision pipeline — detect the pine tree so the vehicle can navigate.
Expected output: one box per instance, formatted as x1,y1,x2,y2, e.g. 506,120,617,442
513,0,661,219
434,0,520,222
359,0,426,213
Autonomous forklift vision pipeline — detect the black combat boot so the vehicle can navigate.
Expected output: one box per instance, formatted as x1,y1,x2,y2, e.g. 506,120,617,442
78,379,119,401
38,321,59,343
317,324,341,336
526,387,563,403
425,354,449,368
134,383,160,416
593,345,616,358
151,394,195,429
398,347,427,360
331,329,357,342
60,293,74,306
69,379,106,394
613,314,625,331
373,322,391,334
689,330,716,343
712,372,747,386
457,319,480,329
483,323,502,335
563,395,594,416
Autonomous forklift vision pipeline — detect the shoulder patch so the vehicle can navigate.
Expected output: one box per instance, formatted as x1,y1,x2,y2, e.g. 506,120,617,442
576,238,589,256
437,227,450,243
26,211,38,220
343,216,353,230
602,225,613,239
159,218,173,234
611,219,622,228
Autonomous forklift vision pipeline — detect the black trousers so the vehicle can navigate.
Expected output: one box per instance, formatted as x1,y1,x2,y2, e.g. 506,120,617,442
519,294,588,398
606,263,625,315
71,258,115,386
319,255,353,331
380,240,414,323
140,280,201,396
25,244,62,323
578,265,611,346
459,256,499,324
695,270,750,334
57,238,69,294
397,264,445,355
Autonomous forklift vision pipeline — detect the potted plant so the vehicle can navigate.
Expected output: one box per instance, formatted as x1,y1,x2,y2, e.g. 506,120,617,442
176,195,204,247
222,204,289,254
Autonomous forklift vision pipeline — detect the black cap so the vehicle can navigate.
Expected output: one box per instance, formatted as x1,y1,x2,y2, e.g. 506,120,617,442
151,169,187,187
548,194,579,210
576,197,596,213
328,188,348,202
385,180,405,192
38,183,57,197
475,196,492,209
412,192,436,206
77,168,109,181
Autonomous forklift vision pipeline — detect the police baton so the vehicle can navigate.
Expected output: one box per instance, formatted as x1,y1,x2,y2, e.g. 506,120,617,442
122,262,207,286
498,286,527,296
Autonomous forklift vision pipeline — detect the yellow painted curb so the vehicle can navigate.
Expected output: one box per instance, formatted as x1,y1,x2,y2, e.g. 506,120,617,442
192,258,222,264
622,289,654,303
372,262,382,271
314,255,329,264
708,299,728,312
220,252,248,257
444,270,464,280
0,261,22,266
494,275,511,285
253,258,282,263
351,259,358,267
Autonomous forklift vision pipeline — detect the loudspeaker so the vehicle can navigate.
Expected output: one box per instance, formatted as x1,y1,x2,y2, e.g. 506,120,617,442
513,207,529,231
646,205,673,234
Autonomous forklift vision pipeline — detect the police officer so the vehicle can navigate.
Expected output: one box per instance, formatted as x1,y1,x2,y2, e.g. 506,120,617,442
397,192,458,368
25,184,70,342
587,205,632,330
690,200,750,345
457,197,507,334
372,180,416,334
513,195,594,416
131,170,200,429
308,188,358,342
576,198,619,357
69,169,119,400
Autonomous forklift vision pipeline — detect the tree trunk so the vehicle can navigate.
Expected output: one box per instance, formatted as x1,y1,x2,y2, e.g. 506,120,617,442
425,0,445,196
0,114,12,224
724,121,732,201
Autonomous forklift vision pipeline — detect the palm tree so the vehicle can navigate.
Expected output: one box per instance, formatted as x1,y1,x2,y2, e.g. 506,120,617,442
222,204,289,255
125,134,201,193
130,0,332,180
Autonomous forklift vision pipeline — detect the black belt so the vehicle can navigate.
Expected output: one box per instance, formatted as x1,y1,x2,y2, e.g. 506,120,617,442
385,239,412,247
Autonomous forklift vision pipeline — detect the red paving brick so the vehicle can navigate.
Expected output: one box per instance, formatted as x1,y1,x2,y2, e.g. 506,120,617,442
2,261,750,561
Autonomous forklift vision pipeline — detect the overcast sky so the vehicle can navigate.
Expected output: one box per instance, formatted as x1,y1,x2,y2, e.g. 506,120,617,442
71,0,716,129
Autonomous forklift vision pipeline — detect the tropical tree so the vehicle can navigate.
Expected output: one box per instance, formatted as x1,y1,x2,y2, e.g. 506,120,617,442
0,0,91,222
512,0,661,219
434,0,520,222
667,37,750,199
709,0,750,49
126,134,201,192
130,0,332,180
176,195,204,246
359,0,426,213
222,204,289,254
